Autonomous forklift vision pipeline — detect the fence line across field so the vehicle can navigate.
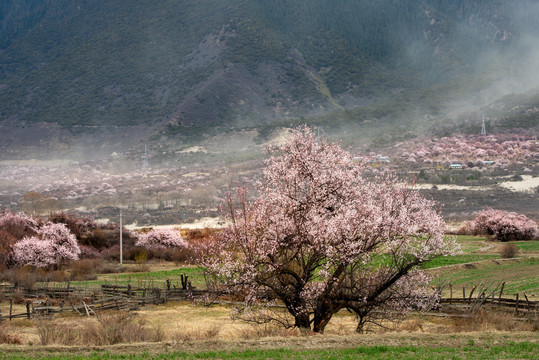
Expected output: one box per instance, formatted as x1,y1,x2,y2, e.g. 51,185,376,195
0,280,537,321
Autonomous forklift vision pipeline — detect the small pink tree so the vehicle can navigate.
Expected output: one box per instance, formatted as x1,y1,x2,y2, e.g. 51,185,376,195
12,222,81,268
136,228,187,251
202,126,458,333
469,208,538,241
11,236,56,268
0,211,40,267
0,211,39,240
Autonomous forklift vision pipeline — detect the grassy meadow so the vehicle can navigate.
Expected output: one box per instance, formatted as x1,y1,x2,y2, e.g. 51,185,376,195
1,235,537,358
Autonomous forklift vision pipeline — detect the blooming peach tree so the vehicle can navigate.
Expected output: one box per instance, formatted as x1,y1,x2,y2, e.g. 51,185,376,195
0,211,39,240
0,211,40,267
12,222,81,268
469,208,538,241
202,126,458,333
136,228,187,251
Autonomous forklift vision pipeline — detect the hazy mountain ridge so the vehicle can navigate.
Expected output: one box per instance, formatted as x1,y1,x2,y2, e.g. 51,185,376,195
0,0,538,158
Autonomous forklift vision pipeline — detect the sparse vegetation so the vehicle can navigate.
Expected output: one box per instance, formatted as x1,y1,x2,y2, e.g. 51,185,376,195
501,243,518,259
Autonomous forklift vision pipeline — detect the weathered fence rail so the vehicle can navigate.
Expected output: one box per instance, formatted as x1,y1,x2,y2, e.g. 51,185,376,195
0,280,537,322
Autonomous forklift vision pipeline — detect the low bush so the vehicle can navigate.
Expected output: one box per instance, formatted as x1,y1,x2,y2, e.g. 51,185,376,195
500,243,518,259
69,259,100,281
150,247,194,264
0,267,38,289
130,263,150,273
0,267,69,288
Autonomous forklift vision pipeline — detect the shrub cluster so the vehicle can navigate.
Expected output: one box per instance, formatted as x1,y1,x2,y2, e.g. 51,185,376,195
0,211,215,278
468,208,538,241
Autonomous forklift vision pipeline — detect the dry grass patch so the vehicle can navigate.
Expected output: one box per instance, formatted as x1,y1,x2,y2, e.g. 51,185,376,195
34,311,164,346
395,311,538,334
1,299,536,347
0,326,22,344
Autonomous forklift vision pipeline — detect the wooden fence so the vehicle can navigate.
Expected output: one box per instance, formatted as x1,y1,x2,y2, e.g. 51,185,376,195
0,280,537,322
438,283,538,315
0,274,205,321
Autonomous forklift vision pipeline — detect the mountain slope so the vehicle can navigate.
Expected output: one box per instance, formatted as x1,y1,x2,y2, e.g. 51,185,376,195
0,0,538,156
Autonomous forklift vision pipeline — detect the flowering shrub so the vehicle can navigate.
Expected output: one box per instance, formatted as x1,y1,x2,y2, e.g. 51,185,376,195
469,208,538,241
12,222,81,268
136,228,187,251
48,212,97,242
202,126,458,333
11,236,56,268
0,211,41,268
0,211,39,239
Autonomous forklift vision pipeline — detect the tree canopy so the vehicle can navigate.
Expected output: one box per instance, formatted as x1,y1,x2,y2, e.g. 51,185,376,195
202,126,458,333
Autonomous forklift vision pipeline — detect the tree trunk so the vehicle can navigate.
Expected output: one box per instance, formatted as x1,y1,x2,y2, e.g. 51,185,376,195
355,314,367,334
312,313,332,333
294,313,311,332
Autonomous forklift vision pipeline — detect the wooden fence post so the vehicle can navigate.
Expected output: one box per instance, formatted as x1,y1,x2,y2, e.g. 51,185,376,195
26,302,31,319
449,284,452,305
10,298,13,321
462,287,466,300
524,293,530,312
498,282,505,307
515,293,519,315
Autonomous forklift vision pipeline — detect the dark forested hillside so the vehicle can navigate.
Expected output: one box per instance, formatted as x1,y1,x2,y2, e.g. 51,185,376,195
0,0,538,156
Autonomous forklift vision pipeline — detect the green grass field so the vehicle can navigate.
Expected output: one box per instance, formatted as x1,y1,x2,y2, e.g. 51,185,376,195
2,339,537,359
433,257,539,297
68,266,206,289
66,236,538,297
421,254,499,269
515,241,539,252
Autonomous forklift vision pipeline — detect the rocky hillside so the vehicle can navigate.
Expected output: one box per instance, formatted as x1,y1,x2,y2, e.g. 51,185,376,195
1,0,538,157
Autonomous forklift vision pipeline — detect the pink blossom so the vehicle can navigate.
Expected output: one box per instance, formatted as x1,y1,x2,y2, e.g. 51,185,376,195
469,208,538,241
136,228,187,251
202,126,457,333
12,236,56,268
12,222,80,267
0,211,39,239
